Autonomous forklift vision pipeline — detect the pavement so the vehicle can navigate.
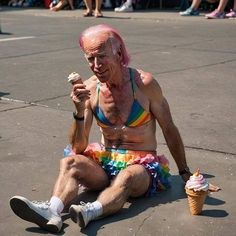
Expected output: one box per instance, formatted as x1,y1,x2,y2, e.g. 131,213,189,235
0,6,236,236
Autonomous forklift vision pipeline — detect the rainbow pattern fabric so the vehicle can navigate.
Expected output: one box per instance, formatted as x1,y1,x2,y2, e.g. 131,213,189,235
83,143,171,196
125,99,152,127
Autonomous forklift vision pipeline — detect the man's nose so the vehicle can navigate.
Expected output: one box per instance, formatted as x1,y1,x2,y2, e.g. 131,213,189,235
94,57,102,68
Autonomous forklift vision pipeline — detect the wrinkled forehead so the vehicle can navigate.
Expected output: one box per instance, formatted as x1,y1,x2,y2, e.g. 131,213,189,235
81,32,114,54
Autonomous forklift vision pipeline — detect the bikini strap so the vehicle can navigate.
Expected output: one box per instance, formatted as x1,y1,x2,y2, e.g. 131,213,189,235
96,81,100,106
129,68,136,99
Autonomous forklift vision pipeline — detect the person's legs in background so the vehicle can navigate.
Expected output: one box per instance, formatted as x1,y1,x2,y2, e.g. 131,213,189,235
83,0,103,17
114,0,134,12
83,0,93,16
205,0,232,18
225,0,236,17
94,0,103,17
50,0,74,11
179,0,201,16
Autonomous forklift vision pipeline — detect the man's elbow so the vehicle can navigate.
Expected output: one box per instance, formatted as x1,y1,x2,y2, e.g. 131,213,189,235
163,122,178,137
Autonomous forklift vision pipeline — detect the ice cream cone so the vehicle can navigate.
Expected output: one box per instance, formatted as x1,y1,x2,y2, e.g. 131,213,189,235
186,188,208,215
68,72,82,85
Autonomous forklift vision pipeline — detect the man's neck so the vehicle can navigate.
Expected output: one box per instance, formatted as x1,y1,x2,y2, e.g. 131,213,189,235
106,67,130,89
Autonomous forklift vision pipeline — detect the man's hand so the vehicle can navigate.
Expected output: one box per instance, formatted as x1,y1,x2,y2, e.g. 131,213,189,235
209,183,221,192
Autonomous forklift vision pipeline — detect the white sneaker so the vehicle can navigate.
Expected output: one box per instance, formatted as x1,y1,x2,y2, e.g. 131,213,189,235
10,196,62,233
69,202,98,228
114,3,133,12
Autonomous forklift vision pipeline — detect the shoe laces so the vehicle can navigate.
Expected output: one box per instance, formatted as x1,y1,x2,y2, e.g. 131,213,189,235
32,200,50,210
80,201,93,210
79,201,95,219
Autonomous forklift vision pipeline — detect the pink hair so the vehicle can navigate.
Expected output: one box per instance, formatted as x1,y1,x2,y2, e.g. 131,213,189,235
79,24,130,66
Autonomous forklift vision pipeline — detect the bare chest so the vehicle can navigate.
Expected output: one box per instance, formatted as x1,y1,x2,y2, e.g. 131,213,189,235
99,86,133,125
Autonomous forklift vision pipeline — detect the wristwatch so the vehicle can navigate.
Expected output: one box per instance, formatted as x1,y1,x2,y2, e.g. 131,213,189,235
73,111,84,121
179,166,191,176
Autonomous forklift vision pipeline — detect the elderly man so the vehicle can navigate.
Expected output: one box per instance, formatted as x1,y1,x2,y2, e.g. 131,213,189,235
9,24,219,233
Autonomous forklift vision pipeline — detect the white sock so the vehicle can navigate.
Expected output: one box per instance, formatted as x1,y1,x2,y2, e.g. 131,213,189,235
90,201,103,219
49,196,64,216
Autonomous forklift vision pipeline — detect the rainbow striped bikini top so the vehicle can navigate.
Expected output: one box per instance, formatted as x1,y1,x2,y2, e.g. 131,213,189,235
93,69,152,128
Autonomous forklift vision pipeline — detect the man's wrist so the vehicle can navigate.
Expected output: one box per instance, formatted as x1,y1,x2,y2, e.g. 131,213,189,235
179,166,191,176
73,111,84,121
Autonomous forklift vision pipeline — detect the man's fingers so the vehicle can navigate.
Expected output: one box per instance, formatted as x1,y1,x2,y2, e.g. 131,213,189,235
209,183,221,192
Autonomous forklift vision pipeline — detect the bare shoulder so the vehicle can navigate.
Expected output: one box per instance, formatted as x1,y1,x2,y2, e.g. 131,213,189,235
135,69,162,99
135,69,152,85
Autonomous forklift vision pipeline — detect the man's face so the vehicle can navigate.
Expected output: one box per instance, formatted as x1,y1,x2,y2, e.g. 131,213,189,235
82,34,120,82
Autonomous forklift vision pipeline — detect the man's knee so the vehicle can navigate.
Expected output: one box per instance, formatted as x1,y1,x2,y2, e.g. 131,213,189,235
60,156,74,168
59,155,85,176
114,166,150,197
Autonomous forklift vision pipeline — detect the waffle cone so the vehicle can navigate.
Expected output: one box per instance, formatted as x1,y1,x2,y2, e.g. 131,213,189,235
186,188,208,215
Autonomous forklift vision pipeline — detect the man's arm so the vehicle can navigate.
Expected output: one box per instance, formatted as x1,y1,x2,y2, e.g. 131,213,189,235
142,72,220,190
69,79,93,154
69,102,93,154
154,98,191,182
141,74,191,182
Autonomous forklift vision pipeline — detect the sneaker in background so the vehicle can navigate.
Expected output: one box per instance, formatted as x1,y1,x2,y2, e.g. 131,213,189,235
205,9,226,19
179,7,200,16
226,9,236,18
9,196,62,233
114,3,133,12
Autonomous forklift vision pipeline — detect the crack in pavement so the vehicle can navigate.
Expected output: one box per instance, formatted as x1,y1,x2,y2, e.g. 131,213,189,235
135,208,156,235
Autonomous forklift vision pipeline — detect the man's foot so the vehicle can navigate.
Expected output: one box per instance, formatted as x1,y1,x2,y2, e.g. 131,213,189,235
114,3,133,12
205,9,225,19
69,202,98,228
179,7,200,16
226,9,236,18
9,196,62,233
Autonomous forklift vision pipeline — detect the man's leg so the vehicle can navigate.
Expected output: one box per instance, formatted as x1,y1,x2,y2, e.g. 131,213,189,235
10,155,109,232
69,164,150,228
52,155,109,206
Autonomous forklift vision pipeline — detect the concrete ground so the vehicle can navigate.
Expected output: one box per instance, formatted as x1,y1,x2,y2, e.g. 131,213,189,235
0,7,235,236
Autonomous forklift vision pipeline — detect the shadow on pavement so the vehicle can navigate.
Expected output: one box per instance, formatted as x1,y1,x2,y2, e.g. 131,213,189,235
19,175,227,235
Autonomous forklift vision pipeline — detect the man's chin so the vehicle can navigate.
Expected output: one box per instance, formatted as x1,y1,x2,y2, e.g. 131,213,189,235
96,74,108,82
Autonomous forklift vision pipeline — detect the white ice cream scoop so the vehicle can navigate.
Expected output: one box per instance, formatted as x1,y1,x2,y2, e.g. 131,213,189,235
67,72,82,85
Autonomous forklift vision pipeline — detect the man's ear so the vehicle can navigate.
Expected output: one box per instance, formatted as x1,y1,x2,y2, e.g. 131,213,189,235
117,47,122,59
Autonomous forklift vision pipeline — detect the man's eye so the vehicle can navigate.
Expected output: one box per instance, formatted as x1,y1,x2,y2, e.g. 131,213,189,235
87,57,94,62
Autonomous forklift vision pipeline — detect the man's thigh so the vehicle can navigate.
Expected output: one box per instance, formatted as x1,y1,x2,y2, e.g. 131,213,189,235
114,164,151,198
72,154,110,191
